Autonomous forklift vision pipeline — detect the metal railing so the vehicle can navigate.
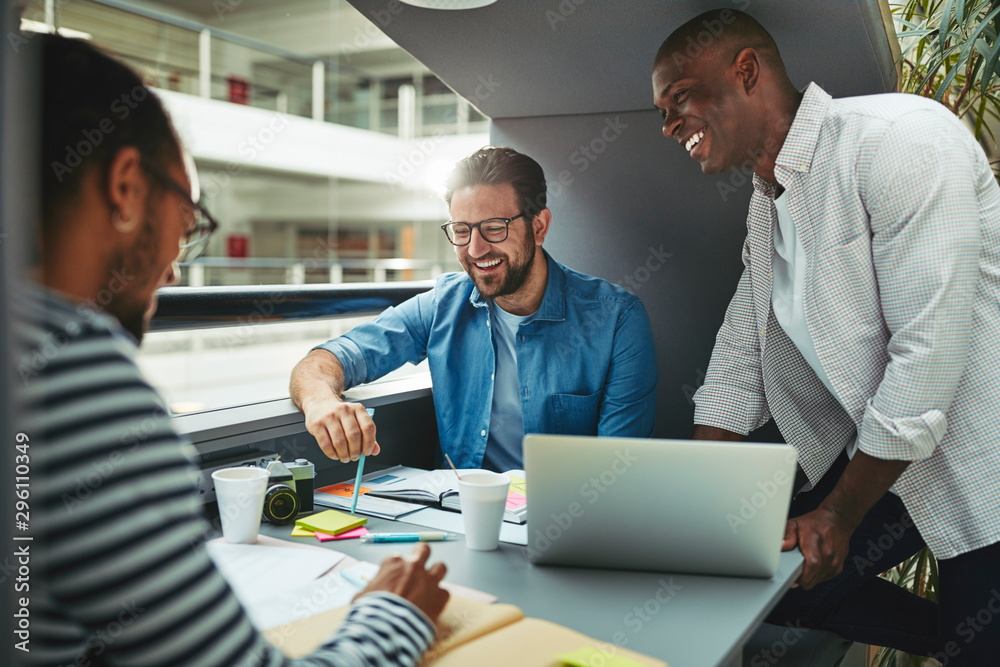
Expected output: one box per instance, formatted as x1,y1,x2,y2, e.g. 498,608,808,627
150,282,434,333
33,0,488,136
181,257,447,287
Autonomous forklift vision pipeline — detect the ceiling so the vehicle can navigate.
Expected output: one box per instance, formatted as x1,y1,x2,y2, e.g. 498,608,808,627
345,0,898,119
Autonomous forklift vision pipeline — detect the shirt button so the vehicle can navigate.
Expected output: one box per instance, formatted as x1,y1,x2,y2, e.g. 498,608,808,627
491,373,495,380
481,429,487,437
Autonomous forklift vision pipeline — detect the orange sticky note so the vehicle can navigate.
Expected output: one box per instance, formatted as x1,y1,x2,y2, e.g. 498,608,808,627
318,482,371,498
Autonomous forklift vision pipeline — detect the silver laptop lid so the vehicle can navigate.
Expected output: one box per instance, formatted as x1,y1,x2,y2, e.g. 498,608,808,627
525,435,797,578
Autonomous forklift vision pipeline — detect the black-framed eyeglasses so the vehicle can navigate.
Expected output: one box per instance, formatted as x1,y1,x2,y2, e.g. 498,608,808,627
441,214,525,246
140,157,220,263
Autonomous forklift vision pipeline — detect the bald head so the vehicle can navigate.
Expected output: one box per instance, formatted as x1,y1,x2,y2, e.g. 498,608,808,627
654,9,786,79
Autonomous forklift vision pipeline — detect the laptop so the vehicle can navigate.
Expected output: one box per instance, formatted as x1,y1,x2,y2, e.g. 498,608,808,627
524,435,797,578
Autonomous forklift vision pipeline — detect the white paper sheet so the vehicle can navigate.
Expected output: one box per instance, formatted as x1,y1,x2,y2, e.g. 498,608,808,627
206,542,348,629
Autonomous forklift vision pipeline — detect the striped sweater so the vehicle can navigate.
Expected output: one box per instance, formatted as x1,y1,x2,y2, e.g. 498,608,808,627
12,285,434,667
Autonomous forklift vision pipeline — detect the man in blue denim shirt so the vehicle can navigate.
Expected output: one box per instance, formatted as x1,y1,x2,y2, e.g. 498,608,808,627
290,147,657,470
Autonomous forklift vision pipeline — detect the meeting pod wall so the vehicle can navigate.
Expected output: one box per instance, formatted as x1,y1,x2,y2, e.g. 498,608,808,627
349,0,899,439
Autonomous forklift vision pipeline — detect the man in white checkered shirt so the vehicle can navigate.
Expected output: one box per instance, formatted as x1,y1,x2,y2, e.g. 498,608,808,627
653,9,999,665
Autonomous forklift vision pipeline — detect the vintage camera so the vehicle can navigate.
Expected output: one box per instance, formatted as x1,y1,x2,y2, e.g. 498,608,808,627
259,458,315,525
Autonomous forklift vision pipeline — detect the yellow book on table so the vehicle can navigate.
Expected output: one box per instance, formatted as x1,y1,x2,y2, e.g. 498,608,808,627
294,509,366,536
263,594,667,667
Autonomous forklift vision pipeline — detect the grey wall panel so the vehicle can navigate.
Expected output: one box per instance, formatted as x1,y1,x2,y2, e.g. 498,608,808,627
348,0,897,120
493,109,756,438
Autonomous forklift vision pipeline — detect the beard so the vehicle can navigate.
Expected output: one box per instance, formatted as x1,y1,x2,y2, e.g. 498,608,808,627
101,198,162,345
460,226,536,299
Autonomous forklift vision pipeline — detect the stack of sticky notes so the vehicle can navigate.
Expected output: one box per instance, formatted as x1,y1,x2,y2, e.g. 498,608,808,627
294,509,367,542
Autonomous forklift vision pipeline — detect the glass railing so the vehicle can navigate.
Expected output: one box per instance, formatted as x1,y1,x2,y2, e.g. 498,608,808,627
20,0,488,137
139,283,434,415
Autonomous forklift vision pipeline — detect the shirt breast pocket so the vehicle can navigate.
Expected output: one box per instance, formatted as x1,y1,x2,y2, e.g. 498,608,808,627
551,391,602,435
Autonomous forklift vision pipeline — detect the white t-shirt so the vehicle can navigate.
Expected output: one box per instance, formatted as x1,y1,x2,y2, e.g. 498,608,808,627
772,192,862,460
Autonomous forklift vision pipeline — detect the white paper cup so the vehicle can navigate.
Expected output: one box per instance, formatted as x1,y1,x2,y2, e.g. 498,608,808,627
212,467,269,544
457,471,511,551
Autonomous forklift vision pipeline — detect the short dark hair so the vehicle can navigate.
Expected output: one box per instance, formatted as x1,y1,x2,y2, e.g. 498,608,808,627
654,9,785,76
443,146,547,220
40,34,181,231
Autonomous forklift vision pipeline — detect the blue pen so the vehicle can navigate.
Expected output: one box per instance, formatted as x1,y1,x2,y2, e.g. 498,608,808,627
360,532,455,543
350,408,375,515
351,453,365,515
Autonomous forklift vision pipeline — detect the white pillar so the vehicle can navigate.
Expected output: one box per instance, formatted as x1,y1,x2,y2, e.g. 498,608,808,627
457,98,470,135
187,263,205,287
398,83,416,141
312,61,325,122
199,29,211,99
329,264,343,284
370,79,382,132
286,263,306,285
44,0,56,30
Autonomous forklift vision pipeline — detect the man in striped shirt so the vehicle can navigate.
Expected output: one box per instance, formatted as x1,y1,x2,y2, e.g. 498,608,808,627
652,9,1000,665
13,34,449,667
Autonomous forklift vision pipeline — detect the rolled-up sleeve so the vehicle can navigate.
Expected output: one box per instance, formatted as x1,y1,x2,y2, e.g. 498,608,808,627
857,111,982,461
314,288,436,390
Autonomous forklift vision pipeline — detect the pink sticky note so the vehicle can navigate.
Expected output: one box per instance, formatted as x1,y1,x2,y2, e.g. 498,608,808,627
315,526,371,542
505,492,527,510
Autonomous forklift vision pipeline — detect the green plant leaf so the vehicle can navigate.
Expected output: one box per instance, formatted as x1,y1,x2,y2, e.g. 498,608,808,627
933,4,1000,101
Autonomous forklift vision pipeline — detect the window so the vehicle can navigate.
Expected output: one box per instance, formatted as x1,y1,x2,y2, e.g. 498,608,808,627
22,0,489,413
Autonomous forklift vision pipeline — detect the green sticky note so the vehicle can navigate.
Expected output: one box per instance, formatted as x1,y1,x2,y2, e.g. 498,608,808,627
556,647,650,667
295,509,367,535
508,475,527,496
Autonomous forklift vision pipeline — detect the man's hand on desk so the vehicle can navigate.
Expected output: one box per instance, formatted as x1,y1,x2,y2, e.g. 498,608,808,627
356,544,450,623
781,507,854,590
303,396,380,463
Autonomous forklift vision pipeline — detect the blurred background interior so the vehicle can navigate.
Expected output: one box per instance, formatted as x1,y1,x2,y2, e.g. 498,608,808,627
18,0,491,413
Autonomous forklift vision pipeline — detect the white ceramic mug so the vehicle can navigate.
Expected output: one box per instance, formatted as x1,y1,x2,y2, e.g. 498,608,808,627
457,470,511,551
212,467,269,544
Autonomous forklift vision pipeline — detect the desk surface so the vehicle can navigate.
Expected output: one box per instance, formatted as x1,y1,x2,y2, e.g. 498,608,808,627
262,515,803,667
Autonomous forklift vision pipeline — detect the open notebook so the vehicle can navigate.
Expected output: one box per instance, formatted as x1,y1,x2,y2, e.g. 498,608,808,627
364,468,528,524
263,593,667,667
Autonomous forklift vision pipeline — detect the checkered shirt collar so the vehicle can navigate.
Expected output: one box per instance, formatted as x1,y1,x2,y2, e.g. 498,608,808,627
752,82,833,197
